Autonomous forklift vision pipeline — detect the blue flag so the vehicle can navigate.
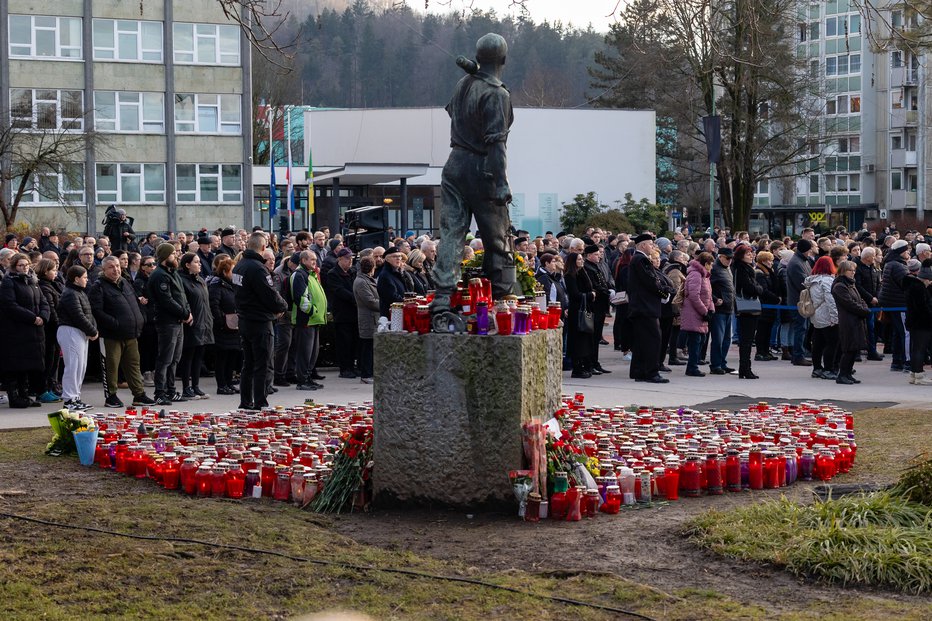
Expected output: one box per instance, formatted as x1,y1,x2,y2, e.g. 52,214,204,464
269,156,278,217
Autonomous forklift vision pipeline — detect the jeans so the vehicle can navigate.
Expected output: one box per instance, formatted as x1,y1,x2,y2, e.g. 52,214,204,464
866,313,878,355
294,325,320,384
684,331,703,373
710,312,733,370
154,323,184,397
792,310,810,360
274,321,296,380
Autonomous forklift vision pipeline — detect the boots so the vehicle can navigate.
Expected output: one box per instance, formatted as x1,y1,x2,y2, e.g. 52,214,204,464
910,372,932,386
781,347,792,361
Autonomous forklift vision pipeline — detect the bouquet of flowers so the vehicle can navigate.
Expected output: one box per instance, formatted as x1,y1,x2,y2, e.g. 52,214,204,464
46,409,95,456
463,250,542,297
310,424,373,513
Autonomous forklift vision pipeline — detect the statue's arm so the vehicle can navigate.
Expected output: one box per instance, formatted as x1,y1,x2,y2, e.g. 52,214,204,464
482,90,512,206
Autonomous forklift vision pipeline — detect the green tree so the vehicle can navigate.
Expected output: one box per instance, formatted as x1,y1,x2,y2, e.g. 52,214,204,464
560,191,607,234
620,193,667,235
585,209,633,234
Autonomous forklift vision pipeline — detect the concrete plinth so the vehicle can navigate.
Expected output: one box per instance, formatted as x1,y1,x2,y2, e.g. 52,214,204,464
372,329,563,510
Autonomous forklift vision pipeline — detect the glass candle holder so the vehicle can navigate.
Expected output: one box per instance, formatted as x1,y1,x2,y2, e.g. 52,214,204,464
495,309,513,336
475,302,490,335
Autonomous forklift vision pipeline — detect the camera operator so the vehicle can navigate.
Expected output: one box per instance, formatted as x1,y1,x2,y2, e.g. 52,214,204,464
103,205,136,252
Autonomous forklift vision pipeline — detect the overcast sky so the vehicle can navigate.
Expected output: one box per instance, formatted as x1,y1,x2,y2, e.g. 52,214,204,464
425,0,621,32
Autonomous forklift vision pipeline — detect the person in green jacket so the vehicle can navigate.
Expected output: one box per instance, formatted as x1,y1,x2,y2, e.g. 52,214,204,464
290,250,327,390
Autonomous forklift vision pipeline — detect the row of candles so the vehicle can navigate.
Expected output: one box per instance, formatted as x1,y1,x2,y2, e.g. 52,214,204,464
84,404,372,505
523,395,856,522
388,277,561,335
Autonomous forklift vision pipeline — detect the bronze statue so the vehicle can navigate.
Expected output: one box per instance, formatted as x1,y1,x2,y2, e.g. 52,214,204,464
431,33,517,331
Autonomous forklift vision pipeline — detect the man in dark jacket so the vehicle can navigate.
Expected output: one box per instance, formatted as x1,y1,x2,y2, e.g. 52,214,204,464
854,246,883,360
326,248,360,378
582,244,612,374
103,206,135,252
148,243,192,405
88,256,153,408
904,260,932,384
134,257,158,385
626,234,672,383
879,239,911,371
216,227,237,259
196,235,214,279
709,248,736,374
377,247,407,317
273,253,300,385
77,246,102,284
232,232,287,410
786,239,815,365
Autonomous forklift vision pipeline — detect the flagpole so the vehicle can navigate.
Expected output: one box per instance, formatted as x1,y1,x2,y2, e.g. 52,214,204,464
287,105,293,234
268,105,277,230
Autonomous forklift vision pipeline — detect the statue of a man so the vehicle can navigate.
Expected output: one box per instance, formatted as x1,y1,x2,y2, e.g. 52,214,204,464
431,33,516,323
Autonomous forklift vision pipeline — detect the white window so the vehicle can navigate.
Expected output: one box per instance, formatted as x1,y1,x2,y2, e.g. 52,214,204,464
9,15,82,59
96,163,165,203
850,14,860,34
94,91,164,133
93,19,163,62
755,179,769,195
826,174,859,193
850,53,860,74
13,163,85,204
10,89,84,130
174,94,241,134
176,164,242,203
826,57,836,76
892,51,903,68
826,17,837,37
173,23,240,65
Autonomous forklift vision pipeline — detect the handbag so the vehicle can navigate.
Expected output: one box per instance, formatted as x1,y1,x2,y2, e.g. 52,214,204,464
610,290,628,305
735,294,762,315
577,295,595,334
224,312,239,330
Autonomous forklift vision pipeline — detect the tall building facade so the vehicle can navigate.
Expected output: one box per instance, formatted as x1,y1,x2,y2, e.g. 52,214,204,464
753,1,928,235
1,0,253,234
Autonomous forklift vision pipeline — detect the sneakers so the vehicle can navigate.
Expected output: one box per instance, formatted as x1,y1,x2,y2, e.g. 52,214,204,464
153,394,173,406
142,371,155,387
39,391,63,403
182,387,198,400
0,393,7,405
910,372,932,386
622,353,632,362
132,393,155,406
104,394,124,408
297,381,322,390
172,392,189,402
192,387,209,399
64,399,90,410
360,377,374,384
217,386,237,395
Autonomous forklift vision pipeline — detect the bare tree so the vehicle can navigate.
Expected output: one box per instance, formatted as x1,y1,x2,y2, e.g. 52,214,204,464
853,1,932,55
590,0,825,231
0,105,104,230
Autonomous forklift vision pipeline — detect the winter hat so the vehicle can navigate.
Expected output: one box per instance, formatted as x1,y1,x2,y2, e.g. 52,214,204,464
891,239,909,252
156,243,176,263
907,258,921,273
796,239,813,253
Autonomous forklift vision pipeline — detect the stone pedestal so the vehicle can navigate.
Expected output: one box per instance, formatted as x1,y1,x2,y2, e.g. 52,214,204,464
372,329,563,510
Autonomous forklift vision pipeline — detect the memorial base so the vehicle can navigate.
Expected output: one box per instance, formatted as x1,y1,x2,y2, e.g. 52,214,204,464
372,329,563,510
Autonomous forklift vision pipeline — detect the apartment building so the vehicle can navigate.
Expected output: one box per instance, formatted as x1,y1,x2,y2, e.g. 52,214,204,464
752,1,929,236
1,0,253,234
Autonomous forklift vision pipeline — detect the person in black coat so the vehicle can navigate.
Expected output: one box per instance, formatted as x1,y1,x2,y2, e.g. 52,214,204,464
209,257,240,395
627,235,673,383
35,258,63,400
564,252,595,378
134,257,158,384
325,248,360,378
582,245,612,373
88,256,150,407
832,261,870,385
177,253,214,400
149,243,192,404
753,251,782,361
904,260,932,384
612,249,635,355
231,233,287,410
854,247,883,360
733,245,764,379
0,254,50,407
57,266,99,409
377,247,408,318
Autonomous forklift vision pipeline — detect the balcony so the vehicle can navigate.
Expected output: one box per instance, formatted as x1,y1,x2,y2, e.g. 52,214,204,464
906,150,918,166
906,190,918,206
906,110,919,125
892,149,919,168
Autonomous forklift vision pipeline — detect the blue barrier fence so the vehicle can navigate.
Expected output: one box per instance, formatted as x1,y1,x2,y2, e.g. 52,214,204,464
759,304,905,313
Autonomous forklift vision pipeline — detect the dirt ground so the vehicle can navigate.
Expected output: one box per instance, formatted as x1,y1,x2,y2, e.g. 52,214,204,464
2,406,931,619
329,405,932,615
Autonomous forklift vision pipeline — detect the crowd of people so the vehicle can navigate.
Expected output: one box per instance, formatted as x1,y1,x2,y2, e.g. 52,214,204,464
1,219,930,410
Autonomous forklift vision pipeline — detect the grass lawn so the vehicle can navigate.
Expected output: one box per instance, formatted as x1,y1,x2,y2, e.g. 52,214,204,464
1,407,932,620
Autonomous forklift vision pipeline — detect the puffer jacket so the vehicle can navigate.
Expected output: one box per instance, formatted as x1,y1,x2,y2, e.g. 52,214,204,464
878,252,908,308
805,274,838,328
680,260,713,334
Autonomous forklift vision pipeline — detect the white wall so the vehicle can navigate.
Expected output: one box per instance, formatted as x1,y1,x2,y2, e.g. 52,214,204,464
304,107,656,234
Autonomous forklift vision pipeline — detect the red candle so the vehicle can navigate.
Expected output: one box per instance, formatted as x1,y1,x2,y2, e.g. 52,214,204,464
664,462,680,501
681,455,702,497
273,470,292,502
162,453,181,491
211,464,227,497
748,448,764,490
601,485,621,514
225,463,246,499
706,455,723,495
495,309,512,335
195,466,213,497
725,450,741,492
260,461,276,497
180,458,199,495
